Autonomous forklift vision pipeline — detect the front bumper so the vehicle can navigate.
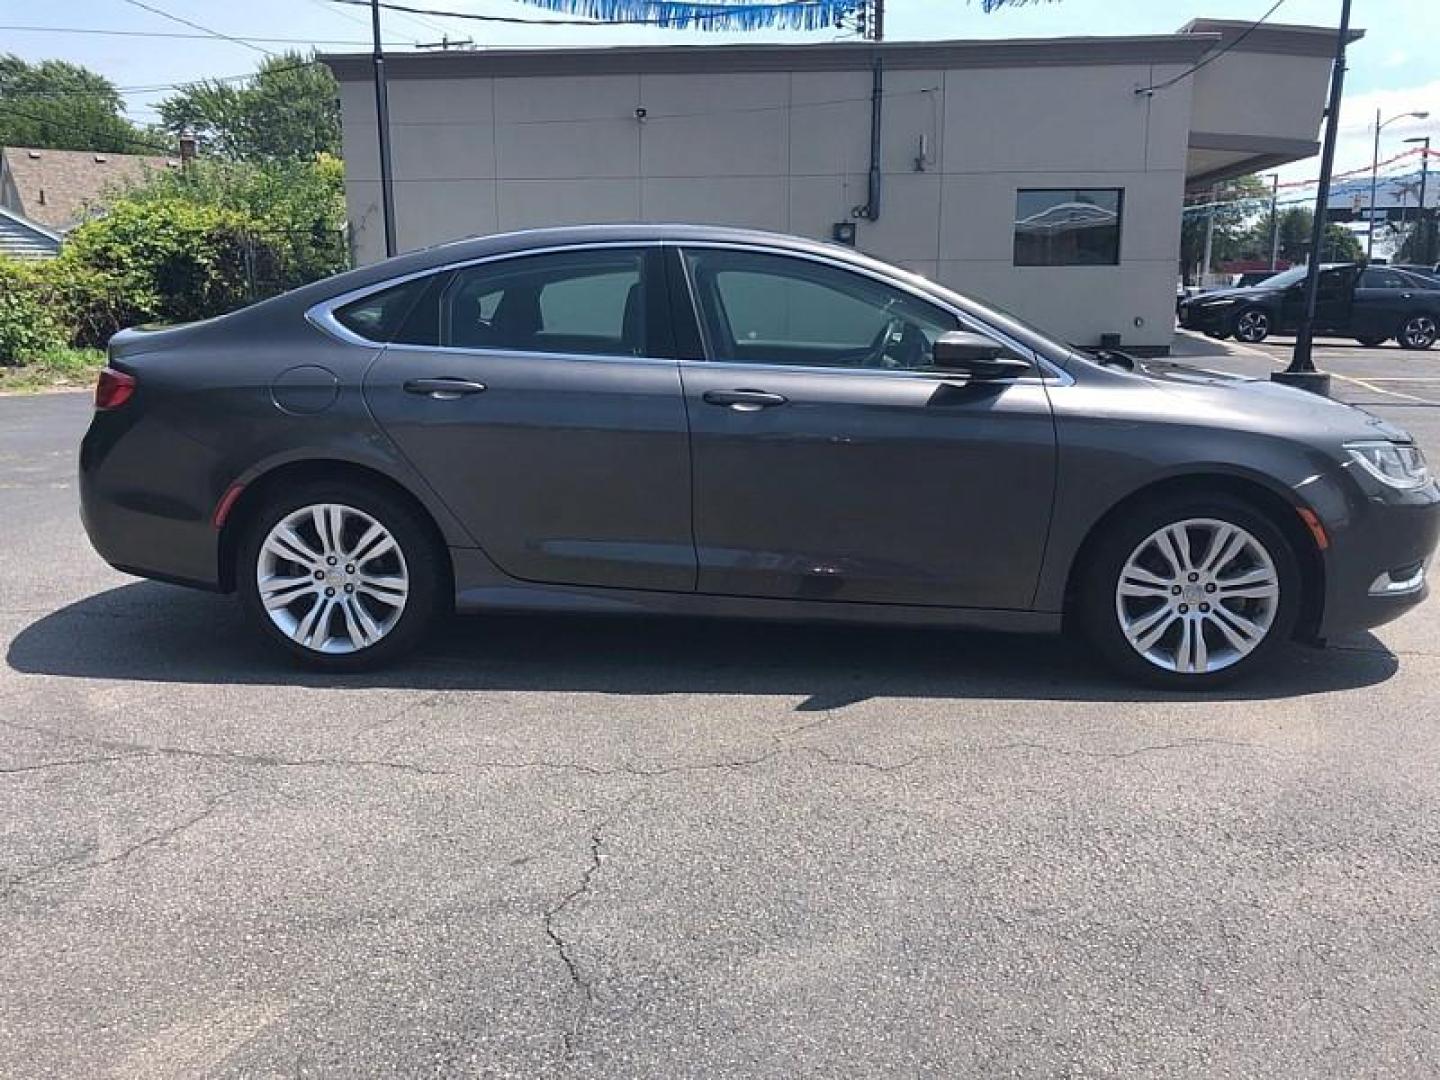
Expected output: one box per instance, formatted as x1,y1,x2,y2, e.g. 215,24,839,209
1317,484,1440,637
1177,303,1235,333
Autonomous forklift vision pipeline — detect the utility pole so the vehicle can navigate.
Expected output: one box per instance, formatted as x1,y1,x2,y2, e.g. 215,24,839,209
1275,0,1350,395
1406,136,1431,264
1368,107,1382,260
1268,172,1280,270
870,0,884,41
371,0,398,258
1201,186,1216,286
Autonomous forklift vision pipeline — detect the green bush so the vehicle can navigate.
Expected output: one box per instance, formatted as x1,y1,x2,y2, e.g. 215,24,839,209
0,258,67,365
61,199,258,328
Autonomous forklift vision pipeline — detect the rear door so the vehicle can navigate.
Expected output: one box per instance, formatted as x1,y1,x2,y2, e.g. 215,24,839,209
672,245,1057,609
358,245,696,592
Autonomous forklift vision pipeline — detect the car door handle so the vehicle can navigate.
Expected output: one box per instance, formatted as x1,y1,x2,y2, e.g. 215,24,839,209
702,389,788,411
403,377,487,400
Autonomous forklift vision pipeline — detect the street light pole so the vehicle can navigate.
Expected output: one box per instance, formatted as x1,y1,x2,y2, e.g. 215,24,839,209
1368,109,1430,261
371,0,398,259
1275,0,1351,395
1406,136,1432,265
1268,172,1280,270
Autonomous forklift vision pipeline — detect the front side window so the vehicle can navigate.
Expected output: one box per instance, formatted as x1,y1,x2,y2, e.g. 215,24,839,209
440,248,647,357
1014,188,1123,267
682,249,959,371
1360,268,1408,289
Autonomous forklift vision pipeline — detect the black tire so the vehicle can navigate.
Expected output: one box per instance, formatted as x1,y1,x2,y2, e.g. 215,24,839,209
1396,314,1438,351
1074,493,1302,689
237,479,447,671
1356,336,1386,348
1231,307,1271,344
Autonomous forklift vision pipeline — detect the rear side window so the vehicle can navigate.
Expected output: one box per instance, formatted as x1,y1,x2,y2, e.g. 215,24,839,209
332,277,430,343
441,249,648,357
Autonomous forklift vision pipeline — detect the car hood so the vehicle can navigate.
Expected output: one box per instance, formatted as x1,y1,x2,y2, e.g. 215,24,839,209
1135,360,1410,443
1182,285,1281,304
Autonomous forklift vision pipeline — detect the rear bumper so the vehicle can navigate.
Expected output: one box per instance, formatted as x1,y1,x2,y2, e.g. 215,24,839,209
1318,486,1440,637
79,409,225,590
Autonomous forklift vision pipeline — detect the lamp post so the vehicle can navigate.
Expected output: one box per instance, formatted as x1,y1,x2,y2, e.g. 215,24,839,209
1275,0,1351,395
1368,109,1429,260
1404,136,1432,265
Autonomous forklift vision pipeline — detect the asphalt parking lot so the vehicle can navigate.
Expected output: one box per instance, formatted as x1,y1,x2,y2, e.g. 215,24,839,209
3,335,1439,1077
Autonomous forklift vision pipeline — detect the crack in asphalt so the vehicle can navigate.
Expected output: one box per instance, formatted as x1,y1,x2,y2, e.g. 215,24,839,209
541,797,641,1060
2,800,226,898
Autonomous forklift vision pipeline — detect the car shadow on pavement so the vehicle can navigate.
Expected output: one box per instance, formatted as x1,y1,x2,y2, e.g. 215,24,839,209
7,580,1400,706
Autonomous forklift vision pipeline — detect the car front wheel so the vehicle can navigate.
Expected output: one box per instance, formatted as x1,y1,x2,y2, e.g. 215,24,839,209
237,481,446,670
1076,495,1300,688
1231,307,1271,344
1397,314,1437,350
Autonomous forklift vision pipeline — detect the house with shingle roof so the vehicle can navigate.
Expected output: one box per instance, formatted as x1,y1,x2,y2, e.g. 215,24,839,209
0,145,180,259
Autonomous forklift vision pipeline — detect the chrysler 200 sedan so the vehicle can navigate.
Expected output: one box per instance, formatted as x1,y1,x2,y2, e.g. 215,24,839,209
80,225,1440,688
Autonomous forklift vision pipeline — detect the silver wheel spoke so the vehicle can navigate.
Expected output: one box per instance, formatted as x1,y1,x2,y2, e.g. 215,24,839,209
1119,579,1171,599
260,574,316,610
1201,526,1245,575
1131,607,1177,652
1177,617,1208,674
257,503,410,656
265,526,322,568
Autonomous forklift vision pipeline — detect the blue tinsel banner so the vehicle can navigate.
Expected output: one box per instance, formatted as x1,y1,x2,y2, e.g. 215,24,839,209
514,0,858,31
509,0,1050,32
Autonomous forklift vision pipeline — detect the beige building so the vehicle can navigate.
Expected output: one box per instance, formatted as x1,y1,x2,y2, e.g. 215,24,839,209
324,18,1354,352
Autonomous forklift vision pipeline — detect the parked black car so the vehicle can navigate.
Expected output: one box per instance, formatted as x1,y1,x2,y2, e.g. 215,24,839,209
80,225,1440,688
1177,263,1440,348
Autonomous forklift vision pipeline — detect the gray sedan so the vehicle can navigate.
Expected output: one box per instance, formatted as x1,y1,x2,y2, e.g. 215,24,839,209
79,225,1439,687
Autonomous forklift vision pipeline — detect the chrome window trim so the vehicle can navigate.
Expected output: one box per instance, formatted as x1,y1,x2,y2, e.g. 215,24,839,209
674,241,1073,386
305,236,1072,385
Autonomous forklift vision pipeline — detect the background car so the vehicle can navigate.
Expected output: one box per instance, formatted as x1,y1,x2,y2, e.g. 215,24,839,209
1177,263,1440,348
81,225,1440,687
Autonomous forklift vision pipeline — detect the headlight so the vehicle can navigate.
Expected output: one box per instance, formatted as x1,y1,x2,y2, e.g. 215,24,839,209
1200,296,1239,307
1344,441,1431,490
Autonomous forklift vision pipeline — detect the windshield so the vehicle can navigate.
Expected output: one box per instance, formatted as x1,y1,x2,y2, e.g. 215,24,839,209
1251,266,1309,288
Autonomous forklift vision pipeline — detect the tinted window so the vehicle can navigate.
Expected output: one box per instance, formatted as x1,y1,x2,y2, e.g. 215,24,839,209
1361,268,1409,289
683,249,960,370
440,249,647,357
1014,189,1123,266
333,277,430,343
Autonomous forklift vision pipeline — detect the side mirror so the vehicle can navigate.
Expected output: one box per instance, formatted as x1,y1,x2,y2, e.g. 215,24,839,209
931,331,1031,380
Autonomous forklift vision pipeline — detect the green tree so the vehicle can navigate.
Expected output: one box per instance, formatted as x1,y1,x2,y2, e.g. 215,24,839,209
157,53,340,163
1180,175,1269,281
0,55,149,154
1260,207,1364,265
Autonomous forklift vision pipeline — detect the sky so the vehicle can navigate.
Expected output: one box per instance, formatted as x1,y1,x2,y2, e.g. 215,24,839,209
4,0,1439,189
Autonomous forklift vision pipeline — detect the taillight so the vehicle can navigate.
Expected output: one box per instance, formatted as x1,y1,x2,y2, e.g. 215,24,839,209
95,366,136,411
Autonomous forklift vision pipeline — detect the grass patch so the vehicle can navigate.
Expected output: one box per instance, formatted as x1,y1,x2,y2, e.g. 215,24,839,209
0,347,105,393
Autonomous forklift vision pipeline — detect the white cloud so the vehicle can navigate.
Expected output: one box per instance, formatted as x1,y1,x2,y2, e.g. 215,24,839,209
1274,79,1440,187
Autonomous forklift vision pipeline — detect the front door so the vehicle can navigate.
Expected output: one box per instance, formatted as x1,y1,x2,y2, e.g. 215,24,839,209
361,246,695,592
1279,266,1355,333
674,246,1057,609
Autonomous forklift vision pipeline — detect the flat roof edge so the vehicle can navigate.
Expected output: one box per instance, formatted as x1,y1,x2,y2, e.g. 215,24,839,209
1179,19,1364,58
321,34,1215,81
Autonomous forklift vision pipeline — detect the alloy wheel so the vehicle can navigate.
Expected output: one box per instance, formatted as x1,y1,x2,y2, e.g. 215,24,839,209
255,503,410,654
1233,309,1269,343
1400,315,1437,349
1114,518,1280,675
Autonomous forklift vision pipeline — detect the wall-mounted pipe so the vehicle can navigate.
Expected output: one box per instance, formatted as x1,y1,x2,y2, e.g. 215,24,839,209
857,56,884,222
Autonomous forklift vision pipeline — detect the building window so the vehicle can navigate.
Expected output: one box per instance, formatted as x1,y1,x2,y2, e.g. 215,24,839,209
1014,188,1123,267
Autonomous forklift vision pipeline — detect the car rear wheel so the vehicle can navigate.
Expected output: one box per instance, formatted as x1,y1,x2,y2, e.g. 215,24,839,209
237,481,446,670
1076,495,1300,688
1231,307,1271,344
1396,314,1437,350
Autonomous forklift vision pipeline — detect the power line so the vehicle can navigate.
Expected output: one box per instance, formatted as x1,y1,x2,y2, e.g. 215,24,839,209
118,0,276,56
0,25,405,47
1136,0,1287,95
329,0,851,29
